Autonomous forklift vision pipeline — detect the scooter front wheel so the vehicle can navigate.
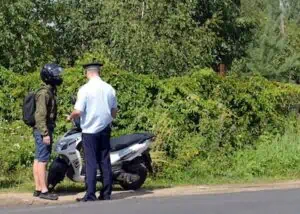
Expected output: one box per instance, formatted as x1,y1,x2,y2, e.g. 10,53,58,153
47,157,68,192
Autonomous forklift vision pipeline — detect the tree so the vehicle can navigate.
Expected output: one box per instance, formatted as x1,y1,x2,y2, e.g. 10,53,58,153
92,0,218,76
0,0,274,78
192,0,255,70
46,0,253,77
48,0,107,66
0,0,53,73
236,0,300,83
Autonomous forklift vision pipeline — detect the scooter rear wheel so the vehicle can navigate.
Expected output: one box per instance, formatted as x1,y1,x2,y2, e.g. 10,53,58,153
119,163,148,190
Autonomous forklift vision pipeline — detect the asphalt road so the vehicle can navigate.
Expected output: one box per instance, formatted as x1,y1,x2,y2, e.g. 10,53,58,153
2,189,300,214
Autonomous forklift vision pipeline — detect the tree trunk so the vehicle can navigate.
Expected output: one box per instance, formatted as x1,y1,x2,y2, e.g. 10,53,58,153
141,1,145,19
279,0,286,37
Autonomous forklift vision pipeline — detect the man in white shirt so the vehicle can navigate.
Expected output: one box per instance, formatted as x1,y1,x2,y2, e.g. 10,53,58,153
68,61,118,202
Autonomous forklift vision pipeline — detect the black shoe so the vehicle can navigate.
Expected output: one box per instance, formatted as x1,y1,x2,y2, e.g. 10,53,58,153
76,197,96,202
39,192,58,200
76,197,87,202
98,196,111,201
33,190,41,197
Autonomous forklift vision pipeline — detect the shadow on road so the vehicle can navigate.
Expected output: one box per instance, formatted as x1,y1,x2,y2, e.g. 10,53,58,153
113,188,153,200
52,185,167,200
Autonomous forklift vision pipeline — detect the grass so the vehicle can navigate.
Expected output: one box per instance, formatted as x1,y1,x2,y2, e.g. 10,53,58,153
1,120,300,193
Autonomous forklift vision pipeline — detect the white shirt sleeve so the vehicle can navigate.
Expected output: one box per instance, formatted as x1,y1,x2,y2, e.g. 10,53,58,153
74,87,87,112
110,88,118,109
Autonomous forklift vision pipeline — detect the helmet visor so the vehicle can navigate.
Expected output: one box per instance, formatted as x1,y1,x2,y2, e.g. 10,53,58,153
51,66,64,77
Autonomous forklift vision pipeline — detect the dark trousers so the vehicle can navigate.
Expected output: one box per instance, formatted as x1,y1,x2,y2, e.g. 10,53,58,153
82,127,113,200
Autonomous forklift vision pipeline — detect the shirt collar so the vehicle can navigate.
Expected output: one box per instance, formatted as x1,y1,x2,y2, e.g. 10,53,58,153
88,76,102,82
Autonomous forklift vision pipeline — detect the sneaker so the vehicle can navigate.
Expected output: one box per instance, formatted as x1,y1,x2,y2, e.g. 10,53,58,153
33,190,41,197
39,192,58,200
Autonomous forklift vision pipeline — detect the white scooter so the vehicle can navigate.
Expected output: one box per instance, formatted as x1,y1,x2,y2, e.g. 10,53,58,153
47,118,154,191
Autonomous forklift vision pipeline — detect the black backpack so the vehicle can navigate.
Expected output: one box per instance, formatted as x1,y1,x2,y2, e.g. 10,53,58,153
23,91,37,127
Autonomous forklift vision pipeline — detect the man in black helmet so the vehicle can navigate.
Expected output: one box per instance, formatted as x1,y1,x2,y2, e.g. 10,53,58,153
33,63,63,200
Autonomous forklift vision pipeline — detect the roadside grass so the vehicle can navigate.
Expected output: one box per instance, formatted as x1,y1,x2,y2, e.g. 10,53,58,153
1,120,300,193
2,175,300,194
0,177,172,193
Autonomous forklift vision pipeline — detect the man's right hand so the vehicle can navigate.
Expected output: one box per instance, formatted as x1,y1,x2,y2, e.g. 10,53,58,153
43,136,51,145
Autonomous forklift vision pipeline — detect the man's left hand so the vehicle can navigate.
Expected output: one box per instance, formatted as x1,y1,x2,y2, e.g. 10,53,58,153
66,114,72,121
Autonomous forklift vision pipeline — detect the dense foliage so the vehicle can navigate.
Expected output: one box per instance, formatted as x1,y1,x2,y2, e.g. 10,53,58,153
1,54,299,180
232,0,300,82
1,0,300,187
1,0,299,80
0,0,254,76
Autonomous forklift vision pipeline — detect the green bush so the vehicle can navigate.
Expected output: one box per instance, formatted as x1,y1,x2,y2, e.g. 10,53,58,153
229,119,300,179
0,121,34,175
158,118,300,184
0,56,300,183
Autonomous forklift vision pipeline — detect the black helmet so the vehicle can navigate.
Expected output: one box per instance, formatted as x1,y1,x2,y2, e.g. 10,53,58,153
41,63,63,86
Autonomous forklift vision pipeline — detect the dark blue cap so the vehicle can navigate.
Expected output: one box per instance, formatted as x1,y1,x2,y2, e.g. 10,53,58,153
83,62,103,70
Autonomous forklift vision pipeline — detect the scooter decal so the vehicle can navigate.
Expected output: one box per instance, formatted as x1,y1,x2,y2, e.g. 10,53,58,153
72,159,80,168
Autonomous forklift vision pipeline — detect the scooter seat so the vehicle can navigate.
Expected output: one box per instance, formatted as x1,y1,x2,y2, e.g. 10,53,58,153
110,133,154,152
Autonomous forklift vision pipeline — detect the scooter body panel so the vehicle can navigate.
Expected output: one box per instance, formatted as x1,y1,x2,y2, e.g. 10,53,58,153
53,129,153,183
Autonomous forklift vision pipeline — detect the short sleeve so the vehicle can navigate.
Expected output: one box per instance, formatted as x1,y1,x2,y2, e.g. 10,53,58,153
74,87,87,112
110,88,118,109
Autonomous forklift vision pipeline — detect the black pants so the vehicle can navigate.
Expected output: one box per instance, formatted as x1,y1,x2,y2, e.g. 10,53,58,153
82,127,113,200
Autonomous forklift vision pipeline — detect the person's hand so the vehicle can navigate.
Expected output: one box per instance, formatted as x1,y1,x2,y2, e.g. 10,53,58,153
43,135,51,145
66,114,72,121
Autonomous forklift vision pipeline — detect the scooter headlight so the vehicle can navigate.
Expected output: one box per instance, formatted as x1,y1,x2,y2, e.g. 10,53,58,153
55,138,75,151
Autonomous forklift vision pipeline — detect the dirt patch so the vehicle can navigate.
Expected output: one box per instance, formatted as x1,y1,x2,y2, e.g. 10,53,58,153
2,180,300,208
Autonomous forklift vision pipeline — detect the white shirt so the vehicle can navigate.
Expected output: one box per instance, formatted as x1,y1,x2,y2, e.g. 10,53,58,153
74,76,117,134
